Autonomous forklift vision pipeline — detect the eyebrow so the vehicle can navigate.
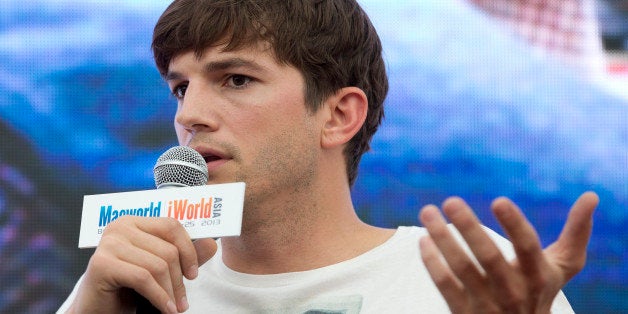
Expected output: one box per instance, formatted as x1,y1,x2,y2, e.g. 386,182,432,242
164,57,267,81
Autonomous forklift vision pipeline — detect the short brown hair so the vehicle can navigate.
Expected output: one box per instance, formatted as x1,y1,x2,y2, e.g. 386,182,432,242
152,0,388,186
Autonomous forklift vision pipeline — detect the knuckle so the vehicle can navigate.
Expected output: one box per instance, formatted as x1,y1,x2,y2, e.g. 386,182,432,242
101,223,119,236
429,225,450,239
432,273,453,288
88,251,112,271
455,215,476,230
133,268,154,286
517,238,540,253
173,276,186,292
456,259,478,276
95,236,128,259
479,250,503,267
100,233,126,248
164,217,183,233
149,259,170,277
102,217,133,235
162,244,180,262
111,215,133,226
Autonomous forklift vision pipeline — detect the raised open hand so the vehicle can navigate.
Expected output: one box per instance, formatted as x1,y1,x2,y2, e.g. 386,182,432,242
418,192,598,313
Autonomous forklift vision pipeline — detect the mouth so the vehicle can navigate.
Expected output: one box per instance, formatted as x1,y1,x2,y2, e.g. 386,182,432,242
203,155,224,164
191,146,230,173
203,154,222,163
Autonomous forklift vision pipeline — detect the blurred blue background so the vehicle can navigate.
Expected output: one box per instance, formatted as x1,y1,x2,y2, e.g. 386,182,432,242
0,0,626,313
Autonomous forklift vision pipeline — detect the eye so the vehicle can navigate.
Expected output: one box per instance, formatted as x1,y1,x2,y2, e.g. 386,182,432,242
172,84,188,100
227,75,252,89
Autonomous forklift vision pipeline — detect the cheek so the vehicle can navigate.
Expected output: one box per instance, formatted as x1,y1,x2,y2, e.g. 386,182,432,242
235,110,309,158
233,102,298,137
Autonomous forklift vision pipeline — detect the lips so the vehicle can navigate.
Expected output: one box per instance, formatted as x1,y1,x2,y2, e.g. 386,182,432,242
191,145,226,160
191,145,230,172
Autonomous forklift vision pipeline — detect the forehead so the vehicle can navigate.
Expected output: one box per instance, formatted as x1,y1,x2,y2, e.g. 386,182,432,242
167,40,278,72
164,43,306,90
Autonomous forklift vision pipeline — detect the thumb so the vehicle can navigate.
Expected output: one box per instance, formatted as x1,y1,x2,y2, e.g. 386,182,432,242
545,191,598,279
193,238,218,266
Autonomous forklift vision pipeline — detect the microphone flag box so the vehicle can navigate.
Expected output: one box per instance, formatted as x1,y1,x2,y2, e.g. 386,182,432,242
79,182,245,248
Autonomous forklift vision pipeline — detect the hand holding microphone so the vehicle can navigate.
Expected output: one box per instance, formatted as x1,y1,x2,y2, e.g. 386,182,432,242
70,146,230,314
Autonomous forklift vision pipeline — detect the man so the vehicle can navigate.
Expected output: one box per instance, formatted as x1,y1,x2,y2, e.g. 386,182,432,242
59,0,599,313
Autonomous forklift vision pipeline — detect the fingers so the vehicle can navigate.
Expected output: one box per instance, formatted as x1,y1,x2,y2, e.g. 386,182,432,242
418,235,467,313
194,238,219,267
490,197,544,277
90,253,179,314
422,198,531,311
134,217,199,279
95,216,199,313
124,227,189,311
418,192,598,314
442,197,529,303
419,204,488,294
546,191,598,279
441,197,512,274
488,196,554,310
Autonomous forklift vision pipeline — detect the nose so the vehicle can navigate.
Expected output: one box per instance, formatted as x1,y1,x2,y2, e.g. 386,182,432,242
174,83,219,135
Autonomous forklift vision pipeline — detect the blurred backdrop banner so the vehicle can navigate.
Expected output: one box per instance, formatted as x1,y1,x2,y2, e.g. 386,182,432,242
0,0,626,313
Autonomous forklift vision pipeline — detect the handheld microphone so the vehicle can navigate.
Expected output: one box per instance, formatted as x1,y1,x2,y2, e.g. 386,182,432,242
79,147,244,248
139,146,207,313
153,146,208,188
80,145,245,310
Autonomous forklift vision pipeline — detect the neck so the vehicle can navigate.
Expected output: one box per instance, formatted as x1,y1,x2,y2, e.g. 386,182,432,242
220,179,394,274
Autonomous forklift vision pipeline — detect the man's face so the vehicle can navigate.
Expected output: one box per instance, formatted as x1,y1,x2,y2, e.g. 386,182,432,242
166,44,322,207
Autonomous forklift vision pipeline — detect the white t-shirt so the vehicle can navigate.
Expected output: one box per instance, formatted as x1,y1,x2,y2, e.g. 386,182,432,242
58,226,574,313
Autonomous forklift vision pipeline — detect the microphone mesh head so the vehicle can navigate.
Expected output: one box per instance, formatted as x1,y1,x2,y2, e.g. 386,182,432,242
153,146,208,188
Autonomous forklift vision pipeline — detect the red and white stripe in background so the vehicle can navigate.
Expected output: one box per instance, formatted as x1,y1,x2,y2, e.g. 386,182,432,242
467,0,607,77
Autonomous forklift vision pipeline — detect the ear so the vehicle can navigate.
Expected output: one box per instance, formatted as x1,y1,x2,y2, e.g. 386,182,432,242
320,87,368,149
